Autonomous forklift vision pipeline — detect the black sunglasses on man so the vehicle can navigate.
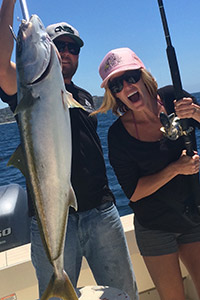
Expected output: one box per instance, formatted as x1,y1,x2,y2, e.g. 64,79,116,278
54,40,80,55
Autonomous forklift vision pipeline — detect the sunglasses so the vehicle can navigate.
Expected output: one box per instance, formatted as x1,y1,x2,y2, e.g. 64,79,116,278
108,69,141,94
54,41,80,55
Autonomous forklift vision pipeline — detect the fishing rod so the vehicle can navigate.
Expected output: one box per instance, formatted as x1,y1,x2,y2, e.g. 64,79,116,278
19,0,30,21
157,0,194,157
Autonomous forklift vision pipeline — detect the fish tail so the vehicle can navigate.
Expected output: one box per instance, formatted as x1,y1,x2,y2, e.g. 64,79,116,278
40,270,78,300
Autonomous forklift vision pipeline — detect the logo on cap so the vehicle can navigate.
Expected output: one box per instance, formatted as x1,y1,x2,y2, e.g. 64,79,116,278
55,25,74,34
104,54,122,73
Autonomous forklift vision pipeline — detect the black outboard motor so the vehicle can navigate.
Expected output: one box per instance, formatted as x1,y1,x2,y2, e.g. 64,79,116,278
0,184,31,252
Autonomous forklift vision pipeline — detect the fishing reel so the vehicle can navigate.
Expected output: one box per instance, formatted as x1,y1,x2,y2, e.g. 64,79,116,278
160,112,193,141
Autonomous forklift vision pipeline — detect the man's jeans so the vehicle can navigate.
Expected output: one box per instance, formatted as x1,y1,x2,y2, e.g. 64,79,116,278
31,202,138,300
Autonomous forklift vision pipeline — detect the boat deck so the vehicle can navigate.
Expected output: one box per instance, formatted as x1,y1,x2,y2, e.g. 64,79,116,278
0,214,198,300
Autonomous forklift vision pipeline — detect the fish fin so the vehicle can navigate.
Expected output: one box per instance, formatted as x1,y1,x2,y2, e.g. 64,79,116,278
69,185,78,211
62,89,85,110
14,90,40,115
41,270,78,300
7,144,28,178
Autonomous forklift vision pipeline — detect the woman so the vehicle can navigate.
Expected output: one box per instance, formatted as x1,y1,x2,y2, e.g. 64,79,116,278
95,47,200,299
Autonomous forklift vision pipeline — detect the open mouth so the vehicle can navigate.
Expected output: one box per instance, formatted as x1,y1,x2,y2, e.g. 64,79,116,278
128,91,140,103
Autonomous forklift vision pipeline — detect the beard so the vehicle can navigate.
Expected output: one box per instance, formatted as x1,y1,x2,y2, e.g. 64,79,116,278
62,60,78,81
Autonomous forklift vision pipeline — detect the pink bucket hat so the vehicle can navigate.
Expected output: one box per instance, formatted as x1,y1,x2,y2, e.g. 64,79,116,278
99,48,145,88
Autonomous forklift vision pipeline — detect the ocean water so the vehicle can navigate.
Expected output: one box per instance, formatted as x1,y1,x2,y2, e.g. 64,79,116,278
1,92,200,217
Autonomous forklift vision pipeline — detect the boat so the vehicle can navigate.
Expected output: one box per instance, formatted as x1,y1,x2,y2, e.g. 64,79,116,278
0,183,198,300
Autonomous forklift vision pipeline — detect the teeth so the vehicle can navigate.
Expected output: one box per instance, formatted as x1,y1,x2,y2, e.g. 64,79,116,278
128,91,137,98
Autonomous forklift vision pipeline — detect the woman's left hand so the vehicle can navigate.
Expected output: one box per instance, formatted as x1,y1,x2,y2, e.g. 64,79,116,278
174,97,200,122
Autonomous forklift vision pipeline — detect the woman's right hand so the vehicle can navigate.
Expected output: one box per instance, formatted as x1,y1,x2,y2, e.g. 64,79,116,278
173,150,200,175
130,149,200,202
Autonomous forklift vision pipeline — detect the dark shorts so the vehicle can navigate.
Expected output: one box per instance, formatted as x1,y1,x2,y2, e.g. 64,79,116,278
134,217,200,256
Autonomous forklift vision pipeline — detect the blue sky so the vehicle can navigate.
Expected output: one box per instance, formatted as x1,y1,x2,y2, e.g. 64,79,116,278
0,0,200,109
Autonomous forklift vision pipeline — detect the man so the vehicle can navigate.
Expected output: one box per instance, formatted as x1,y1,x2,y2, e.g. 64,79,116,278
0,1,138,299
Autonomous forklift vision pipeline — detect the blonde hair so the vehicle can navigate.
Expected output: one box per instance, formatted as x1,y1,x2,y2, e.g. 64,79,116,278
92,69,158,116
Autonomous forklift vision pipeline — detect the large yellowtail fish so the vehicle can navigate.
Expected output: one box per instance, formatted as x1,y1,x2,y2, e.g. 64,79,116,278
8,14,79,300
